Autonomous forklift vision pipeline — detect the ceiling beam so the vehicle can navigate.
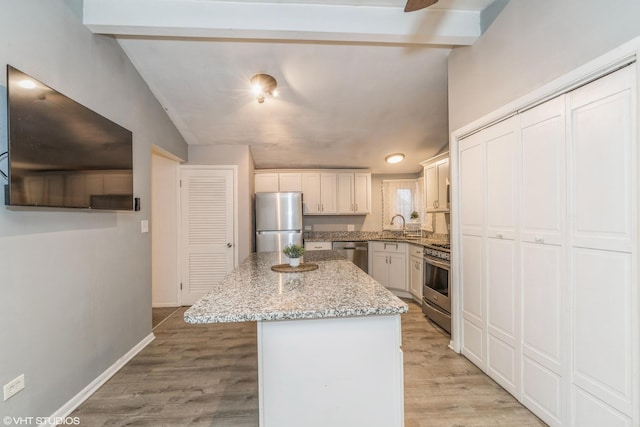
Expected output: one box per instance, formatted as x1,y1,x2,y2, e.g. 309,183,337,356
83,0,481,46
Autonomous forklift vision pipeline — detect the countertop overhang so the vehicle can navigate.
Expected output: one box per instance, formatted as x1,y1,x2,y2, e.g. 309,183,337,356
184,251,408,324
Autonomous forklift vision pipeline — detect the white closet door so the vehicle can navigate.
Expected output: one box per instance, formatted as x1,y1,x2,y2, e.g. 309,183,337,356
181,167,235,305
568,65,635,423
519,95,568,426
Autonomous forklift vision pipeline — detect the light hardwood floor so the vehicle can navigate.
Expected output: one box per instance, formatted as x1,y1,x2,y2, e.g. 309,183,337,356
73,301,545,426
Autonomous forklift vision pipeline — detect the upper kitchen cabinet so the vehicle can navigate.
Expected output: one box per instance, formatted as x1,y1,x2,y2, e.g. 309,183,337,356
255,172,302,192
421,153,450,212
302,172,337,214
256,169,371,215
255,173,279,192
337,172,371,214
278,173,303,192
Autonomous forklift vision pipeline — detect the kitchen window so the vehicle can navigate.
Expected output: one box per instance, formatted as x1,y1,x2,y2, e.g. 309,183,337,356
382,179,423,231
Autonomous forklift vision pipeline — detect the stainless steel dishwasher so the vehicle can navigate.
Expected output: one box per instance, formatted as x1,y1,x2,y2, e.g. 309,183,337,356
332,241,368,273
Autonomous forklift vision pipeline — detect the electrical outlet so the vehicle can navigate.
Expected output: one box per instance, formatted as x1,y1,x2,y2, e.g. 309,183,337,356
141,220,149,233
347,224,355,232
304,225,312,231
3,374,24,401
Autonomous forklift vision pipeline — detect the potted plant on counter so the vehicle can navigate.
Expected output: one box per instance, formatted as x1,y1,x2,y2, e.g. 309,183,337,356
283,244,305,267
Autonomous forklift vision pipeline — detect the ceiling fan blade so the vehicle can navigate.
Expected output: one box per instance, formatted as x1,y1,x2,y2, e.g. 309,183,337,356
404,0,438,12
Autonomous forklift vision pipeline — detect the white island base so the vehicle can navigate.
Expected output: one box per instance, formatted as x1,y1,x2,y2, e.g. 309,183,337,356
257,313,404,427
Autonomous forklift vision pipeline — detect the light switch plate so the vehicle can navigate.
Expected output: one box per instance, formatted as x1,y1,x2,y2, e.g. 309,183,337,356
141,220,149,233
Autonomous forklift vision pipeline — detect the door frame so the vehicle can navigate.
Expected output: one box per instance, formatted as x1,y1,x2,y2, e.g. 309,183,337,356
151,145,184,308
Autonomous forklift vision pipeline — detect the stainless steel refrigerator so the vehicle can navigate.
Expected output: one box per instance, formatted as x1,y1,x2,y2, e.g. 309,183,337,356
255,192,303,254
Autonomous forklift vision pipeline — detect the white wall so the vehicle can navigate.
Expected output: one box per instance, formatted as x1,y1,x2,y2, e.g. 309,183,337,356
448,0,640,131
187,144,254,262
0,0,187,418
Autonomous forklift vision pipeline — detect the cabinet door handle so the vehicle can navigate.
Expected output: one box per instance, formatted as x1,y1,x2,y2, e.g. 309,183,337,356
496,232,504,239
535,236,544,243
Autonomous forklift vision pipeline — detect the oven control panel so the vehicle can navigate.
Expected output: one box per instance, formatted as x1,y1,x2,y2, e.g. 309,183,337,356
423,247,450,262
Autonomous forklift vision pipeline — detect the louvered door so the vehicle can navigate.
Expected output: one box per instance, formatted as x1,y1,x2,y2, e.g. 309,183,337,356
180,167,235,305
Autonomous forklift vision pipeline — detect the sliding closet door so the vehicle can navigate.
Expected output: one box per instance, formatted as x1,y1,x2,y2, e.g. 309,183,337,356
568,65,635,426
484,116,520,397
519,95,568,427
459,130,486,369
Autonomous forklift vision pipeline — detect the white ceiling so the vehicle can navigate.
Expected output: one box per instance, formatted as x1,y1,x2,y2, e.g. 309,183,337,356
84,0,497,173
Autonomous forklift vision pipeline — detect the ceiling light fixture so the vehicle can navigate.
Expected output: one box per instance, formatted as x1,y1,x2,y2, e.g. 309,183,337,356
250,73,278,103
385,153,405,164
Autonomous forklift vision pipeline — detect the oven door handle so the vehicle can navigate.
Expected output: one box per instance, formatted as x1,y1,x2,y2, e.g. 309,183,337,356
424,258,450,270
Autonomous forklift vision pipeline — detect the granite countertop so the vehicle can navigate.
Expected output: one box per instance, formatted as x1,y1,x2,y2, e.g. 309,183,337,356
184,251,408,324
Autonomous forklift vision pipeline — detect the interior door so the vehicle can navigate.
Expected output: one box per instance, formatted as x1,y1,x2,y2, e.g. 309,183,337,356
180,167,235,305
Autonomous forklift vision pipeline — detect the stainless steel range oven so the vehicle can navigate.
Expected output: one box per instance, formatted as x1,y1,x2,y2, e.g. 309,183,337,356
422,243,451,333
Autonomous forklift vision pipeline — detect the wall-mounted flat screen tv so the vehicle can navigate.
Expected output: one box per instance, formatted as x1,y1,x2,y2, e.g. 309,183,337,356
5,65,133,210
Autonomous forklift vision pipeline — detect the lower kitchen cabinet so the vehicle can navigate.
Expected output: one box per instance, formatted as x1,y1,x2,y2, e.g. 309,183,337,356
408,245,423,302
369,241,408,293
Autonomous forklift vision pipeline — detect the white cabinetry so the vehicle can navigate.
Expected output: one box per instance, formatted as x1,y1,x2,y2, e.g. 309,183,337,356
255,172,302,192
421,153,449,212
256,170,371,216
304,241,332,251
255,173,279,192
279,173,302,192
301,172,337,215
408,244,423,302
369,241,408,293
337,172,371,214
455,65,637,427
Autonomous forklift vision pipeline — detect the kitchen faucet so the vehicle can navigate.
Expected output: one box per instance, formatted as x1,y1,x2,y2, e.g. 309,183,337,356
390,214,406,237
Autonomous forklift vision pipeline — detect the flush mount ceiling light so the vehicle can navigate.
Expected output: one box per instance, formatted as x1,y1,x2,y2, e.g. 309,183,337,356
385,153,405,164
251,73,278,103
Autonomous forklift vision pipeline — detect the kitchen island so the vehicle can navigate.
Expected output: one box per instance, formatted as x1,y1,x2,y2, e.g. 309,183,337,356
184,251,408,427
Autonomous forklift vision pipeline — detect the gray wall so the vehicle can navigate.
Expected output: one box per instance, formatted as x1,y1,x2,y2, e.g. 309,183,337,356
187,145,254,262
0,0,187,418
448,0,640,132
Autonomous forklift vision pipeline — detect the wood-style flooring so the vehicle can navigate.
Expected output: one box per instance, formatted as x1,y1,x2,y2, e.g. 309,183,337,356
72,301,546,426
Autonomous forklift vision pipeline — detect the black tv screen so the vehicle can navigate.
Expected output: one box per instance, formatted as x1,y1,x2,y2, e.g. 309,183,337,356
5,65,133,210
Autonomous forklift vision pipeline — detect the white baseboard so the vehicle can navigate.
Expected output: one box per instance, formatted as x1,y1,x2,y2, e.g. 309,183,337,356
44,333,156,426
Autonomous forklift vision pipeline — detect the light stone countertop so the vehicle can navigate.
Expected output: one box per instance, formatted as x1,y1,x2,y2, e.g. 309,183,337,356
184,251,408,324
